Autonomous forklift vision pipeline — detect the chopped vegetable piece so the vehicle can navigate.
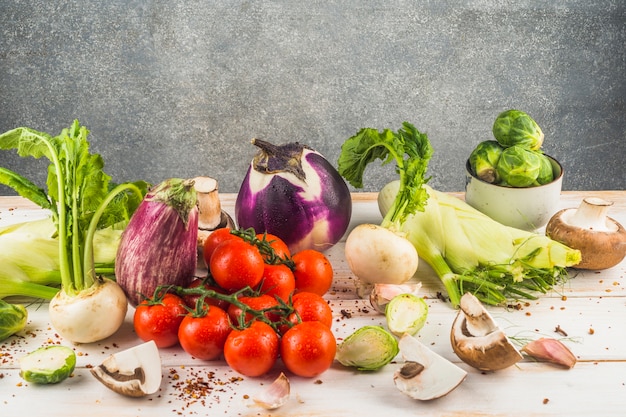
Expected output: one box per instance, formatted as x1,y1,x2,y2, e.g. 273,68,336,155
335,325,399,371
0,299,28,341
385,293,428,336
19,345,76,384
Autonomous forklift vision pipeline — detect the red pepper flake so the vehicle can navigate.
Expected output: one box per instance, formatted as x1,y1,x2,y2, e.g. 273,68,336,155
525,311,532,316
589,328,595,335
561,295,567,301
543,398,549,404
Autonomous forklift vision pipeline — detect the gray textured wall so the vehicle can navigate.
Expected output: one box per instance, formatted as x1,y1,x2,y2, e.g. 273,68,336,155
1,0,624,197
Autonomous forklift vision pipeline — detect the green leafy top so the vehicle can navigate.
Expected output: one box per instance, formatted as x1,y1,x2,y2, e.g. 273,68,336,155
0,121,147,295
337,122,434,227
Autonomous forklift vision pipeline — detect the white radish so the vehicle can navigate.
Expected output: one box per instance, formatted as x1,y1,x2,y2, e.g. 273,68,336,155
344,223,419,285
49,278,128,344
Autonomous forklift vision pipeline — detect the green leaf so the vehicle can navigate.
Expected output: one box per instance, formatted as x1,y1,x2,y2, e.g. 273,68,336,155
337,122,433,225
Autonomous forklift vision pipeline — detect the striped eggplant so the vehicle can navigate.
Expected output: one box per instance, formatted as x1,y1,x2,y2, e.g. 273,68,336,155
115,178,198,306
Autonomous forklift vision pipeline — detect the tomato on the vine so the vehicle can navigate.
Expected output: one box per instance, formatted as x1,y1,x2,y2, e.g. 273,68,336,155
256,232,291,261
288,292,333,328
224,320,279,377
202,227,240,268
280,321,336,377
178,306,231,360
210,238,265,292
227,294,281,326
257,263,296,302
133,293,187,348
182,278,230,311
292,249,333,296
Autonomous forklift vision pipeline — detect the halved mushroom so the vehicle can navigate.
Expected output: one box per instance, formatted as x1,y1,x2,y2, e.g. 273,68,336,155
252,372,290,410
393,334,467,400
90,340,162,397
450,292,522,372
546,197,626,270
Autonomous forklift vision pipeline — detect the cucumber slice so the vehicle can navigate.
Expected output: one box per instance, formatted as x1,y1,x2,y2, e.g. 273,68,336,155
19,345,76,384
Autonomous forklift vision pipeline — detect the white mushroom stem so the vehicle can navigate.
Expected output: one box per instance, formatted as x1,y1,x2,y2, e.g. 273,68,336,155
193,176,223,230
568,197,616,232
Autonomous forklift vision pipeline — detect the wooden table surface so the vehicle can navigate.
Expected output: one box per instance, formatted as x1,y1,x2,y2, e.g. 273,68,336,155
1,191,625,416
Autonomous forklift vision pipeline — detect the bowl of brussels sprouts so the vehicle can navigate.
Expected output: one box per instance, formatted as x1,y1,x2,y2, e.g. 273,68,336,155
465,109,564,231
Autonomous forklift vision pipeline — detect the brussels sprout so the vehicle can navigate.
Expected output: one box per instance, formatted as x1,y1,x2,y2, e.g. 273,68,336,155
0,299,27,341
535,154,555,185
19,345,76,384
493,109,544,150
496,146,543,187
469,140,504,183
385,293,429,337
335,325,399,371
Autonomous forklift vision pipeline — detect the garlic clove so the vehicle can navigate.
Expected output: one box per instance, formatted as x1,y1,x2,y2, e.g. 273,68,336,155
252,372,290,410
369,282,422,314
521,338,577,369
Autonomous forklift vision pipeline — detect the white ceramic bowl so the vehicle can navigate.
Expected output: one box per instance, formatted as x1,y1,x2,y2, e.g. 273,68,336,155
465,156,563,231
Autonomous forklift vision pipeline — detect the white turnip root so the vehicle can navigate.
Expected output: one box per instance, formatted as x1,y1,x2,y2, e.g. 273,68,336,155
344,223,419,287
49,278,128,344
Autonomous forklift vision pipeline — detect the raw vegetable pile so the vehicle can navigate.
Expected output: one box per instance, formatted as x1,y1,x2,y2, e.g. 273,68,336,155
0,121,148,343
132,228,338,379
338,121,581,306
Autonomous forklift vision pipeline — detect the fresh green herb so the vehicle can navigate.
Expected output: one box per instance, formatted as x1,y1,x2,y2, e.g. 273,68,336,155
338,122,433,228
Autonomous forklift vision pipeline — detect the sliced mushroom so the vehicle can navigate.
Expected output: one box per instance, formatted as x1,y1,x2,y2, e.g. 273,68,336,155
546,197,626,270
252,372,290,410
450,292,523,372
394,334,467,400
90,340,162,397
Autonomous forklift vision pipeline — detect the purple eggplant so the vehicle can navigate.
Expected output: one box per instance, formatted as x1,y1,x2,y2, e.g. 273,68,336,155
115,178,198,306
235,139,352,254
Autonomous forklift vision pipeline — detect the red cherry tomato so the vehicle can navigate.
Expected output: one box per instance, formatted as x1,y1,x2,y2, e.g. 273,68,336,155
202,227,240,268
257,263,296,302
292,249,333,296
182,278,230,311
224,321,279,377
227,294,280,326
133,293,187,348
288,292,333,328
280,321,336,377
210,239,265,292
178,306,231,360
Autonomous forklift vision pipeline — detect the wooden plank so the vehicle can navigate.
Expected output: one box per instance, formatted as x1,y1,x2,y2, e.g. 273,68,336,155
1,191,625,416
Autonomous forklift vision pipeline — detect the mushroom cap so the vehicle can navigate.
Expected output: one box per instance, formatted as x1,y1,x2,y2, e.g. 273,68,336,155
546,208,626,270
450,293,522,372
